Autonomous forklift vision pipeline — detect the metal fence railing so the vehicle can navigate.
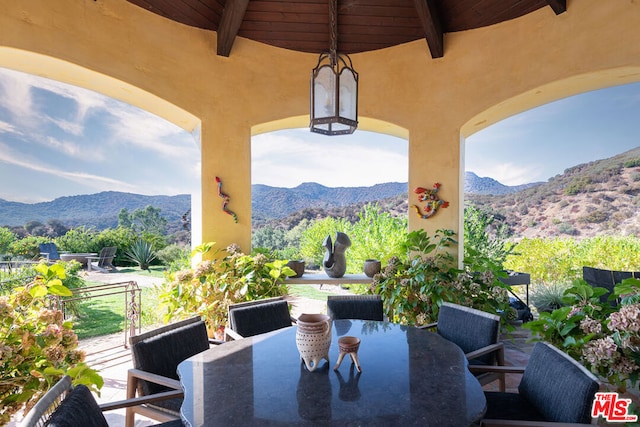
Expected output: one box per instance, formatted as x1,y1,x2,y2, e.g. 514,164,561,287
53,281,142,348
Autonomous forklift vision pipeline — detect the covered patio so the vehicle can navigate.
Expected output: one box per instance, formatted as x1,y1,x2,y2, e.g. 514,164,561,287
3,1,640,426
2,0,639,260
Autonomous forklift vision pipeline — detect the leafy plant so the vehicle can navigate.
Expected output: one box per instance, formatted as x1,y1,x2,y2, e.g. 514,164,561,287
373,229,514,326
0,263,102,424
530,282,569,313
125,239,157,270
157,243,295,337
464,203,514,269
525,279,640,394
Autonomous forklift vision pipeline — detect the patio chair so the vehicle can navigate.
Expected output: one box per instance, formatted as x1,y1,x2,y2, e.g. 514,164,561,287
87,246,117,272
19,375,184,427
226,297,295,340
471,342,599,426
326,294,384,321
127,316,216,427
39,242,63,262
421,302,506,391
582,266,640,306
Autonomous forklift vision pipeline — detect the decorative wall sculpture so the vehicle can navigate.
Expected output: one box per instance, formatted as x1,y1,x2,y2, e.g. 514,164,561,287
215,176,238,223
412,183,449,219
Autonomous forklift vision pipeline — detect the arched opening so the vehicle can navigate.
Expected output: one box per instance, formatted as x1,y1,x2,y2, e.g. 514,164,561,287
0,63,202,247
463,76,640,254
250,118,409,267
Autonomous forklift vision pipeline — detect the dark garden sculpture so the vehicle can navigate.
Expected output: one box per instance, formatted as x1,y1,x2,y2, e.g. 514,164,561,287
323,232,351,278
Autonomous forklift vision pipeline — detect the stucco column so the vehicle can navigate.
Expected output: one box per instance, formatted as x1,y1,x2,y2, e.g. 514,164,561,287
200,117,252,255
407,123,463,261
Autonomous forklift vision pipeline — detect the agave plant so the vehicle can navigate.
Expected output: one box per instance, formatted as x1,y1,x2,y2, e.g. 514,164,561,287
125,239,157,270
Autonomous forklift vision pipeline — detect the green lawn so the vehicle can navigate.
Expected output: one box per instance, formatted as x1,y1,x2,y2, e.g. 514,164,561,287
71,286,162,339
71,271,343,340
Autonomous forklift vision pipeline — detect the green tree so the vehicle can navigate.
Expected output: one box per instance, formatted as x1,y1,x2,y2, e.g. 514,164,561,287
346,204,407,273
24,220,45,235
46,219,70,237
56,226,97,253
0,227,17,255
463,203,514,270
252,226,287,251
129,205,167,236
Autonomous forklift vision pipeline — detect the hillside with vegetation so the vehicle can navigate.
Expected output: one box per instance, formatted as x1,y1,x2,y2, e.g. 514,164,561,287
468,146,640,239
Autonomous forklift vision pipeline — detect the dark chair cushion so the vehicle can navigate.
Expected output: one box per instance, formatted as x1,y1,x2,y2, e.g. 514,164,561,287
132,320,210,398
519,342,599,423
436,303,499,365
39,243,61,261
229,300,292,337
46,384,108,427
484,391,546,422
327,297,384,321
582,266,640,306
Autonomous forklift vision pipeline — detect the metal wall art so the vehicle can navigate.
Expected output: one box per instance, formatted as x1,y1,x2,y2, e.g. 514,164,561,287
215,176,238,223
412,183,449,219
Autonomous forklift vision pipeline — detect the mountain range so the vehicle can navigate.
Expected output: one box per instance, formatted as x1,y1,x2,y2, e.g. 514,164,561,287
2,146,640,240
0,176,532,229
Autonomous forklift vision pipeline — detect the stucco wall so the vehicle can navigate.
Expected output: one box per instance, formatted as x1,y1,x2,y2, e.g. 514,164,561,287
0,0,639,260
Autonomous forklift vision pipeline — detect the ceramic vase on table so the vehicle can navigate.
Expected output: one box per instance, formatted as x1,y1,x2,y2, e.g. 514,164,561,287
363,259,381,277
296,313,332,372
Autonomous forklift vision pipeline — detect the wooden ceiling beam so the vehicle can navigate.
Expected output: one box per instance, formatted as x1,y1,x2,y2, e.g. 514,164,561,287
412,0,443,58
546,0,566,15
217,0,250,57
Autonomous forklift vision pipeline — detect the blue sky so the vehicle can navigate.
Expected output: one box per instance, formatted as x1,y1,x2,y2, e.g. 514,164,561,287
0,66,639,203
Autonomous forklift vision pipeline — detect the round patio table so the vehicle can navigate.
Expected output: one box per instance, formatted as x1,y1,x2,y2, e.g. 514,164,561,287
59,253,97,267
177,319,486,426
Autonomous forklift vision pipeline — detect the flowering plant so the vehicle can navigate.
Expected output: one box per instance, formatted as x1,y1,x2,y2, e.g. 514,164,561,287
525,278,640,393
0,263,102,424
372,229,514,326
158,243,295,337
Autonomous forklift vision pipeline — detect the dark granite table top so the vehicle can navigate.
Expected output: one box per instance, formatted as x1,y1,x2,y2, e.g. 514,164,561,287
177,319,486,426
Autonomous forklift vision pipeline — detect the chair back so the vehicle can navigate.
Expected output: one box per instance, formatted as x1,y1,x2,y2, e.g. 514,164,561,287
39,242,61,261
20,376,108,427
97,246,117,267
130,317,210,397
228,299,292,338
326,295,384,321
582,266,639,306
519,342,599,424
436,302,500,365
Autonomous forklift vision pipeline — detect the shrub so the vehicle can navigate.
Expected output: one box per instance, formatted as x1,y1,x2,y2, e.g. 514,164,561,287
557,222,577,235
579,211,608,224
0,263,102,424
373,229,515,326
8,235,50,259
0,227,17,255
525,279,640,395
157,243,295,335
624,158,640,168
156,244,190,270
531,282,570,313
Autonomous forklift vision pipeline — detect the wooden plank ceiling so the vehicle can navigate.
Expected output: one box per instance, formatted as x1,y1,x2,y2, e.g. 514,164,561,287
127,0,566,58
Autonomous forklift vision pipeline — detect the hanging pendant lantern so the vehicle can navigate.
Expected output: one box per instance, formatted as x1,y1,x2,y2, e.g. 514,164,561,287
310,0,358,135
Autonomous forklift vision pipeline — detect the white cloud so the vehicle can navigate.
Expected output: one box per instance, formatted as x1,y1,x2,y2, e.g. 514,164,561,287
0,120,21,135
0,141,136,191
252,130,408,187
